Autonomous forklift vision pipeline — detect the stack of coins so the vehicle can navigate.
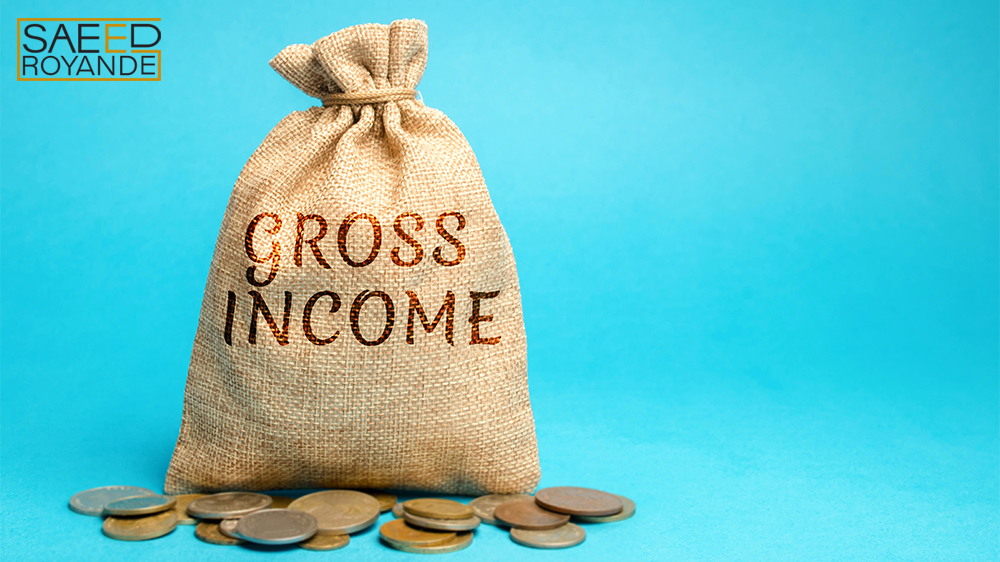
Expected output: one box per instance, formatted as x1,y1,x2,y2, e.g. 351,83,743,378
381,499,480,554
492,486,636,549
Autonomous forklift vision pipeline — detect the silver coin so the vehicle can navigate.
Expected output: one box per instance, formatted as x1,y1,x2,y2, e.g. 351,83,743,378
469,494,533,526
403,510,481,531
187,492,272,519
573,494,636,523
104,494,176,516
511,522,586,549
235,509,318,545
69,486,155,516
218,518,241,539
392,503,404,518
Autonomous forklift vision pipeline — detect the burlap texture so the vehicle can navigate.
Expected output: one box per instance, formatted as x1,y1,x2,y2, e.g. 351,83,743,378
164,19,540,496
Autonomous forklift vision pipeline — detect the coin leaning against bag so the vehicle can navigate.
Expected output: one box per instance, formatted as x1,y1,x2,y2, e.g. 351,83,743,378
103,494,176,516
380,519,457,547
187,492,272,519
469,494,534,526
288,490,380,535
299,532,350,551
494,499,570,530
534,486,623,517
195,521,242,545
382,531,474,554
402,498,474,520
69,486,155,516
360,490,397,512
102,510,178,541
573,494,636,523
511,523,587,549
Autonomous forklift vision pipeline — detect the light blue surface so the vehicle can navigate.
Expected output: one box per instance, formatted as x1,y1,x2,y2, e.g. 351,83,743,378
2,1,997,560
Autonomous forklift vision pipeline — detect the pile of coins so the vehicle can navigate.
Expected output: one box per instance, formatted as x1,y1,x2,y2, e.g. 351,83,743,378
70,484,635,552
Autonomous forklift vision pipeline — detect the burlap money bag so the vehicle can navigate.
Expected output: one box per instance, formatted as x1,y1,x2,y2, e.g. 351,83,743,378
164,19,540,496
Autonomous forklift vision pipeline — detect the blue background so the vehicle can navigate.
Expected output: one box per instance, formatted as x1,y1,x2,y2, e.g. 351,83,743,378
2,1,997,560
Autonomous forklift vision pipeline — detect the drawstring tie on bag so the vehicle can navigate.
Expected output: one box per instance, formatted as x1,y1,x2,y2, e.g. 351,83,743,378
322,87,419,106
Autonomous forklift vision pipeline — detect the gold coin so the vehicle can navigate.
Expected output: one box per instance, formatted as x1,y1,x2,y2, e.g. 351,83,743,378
380,519,456,547
361,490,397,512
382,531,473,554
403,510,481,532
288,490,380,535
102,510,177,541
187,492,272,519
269,495,295,509
299,533,350,551
511,522,586,549
469,494,534,525
195,521,242,545
173,494,205,525
573,494,636,523
402,499,474,520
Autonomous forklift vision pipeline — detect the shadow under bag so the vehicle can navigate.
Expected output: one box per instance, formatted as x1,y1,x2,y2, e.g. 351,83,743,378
164,19,540,495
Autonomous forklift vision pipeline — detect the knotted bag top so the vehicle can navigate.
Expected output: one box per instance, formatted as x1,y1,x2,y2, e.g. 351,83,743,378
269,19,427,106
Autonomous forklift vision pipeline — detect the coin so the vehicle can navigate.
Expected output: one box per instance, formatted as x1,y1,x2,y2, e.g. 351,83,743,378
236,508,318,545
403,510,481,532
469,494,534,526
173,494,205,525
104,494,176,516
362,490,397,512
102,510,177,541
383,531,473,554
494,499,570,530
299,532,350,551
269,495,296,509
402,498,474,520
510,522,586,549
380,519,456,547
187,492,272,519
69,486,155,516
218,518,241,539
392,503,404,518
288,490,380,535
535,486,623,517
195,521,242,545
573,494,636,523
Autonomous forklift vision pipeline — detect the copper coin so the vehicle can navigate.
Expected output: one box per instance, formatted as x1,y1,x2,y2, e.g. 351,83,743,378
102,510,177,541
104,494,176,516
494,499,570,530
535,487,623,517
573,494,636,523
195,521,242,545
218,518,241,539
382,531,473,554
187,492,272,519
402,498,473,520
380,519,456,547
511,523,586,549
361,490,397,512
299,533,350,551
173,494,206,525
469,494,534,525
